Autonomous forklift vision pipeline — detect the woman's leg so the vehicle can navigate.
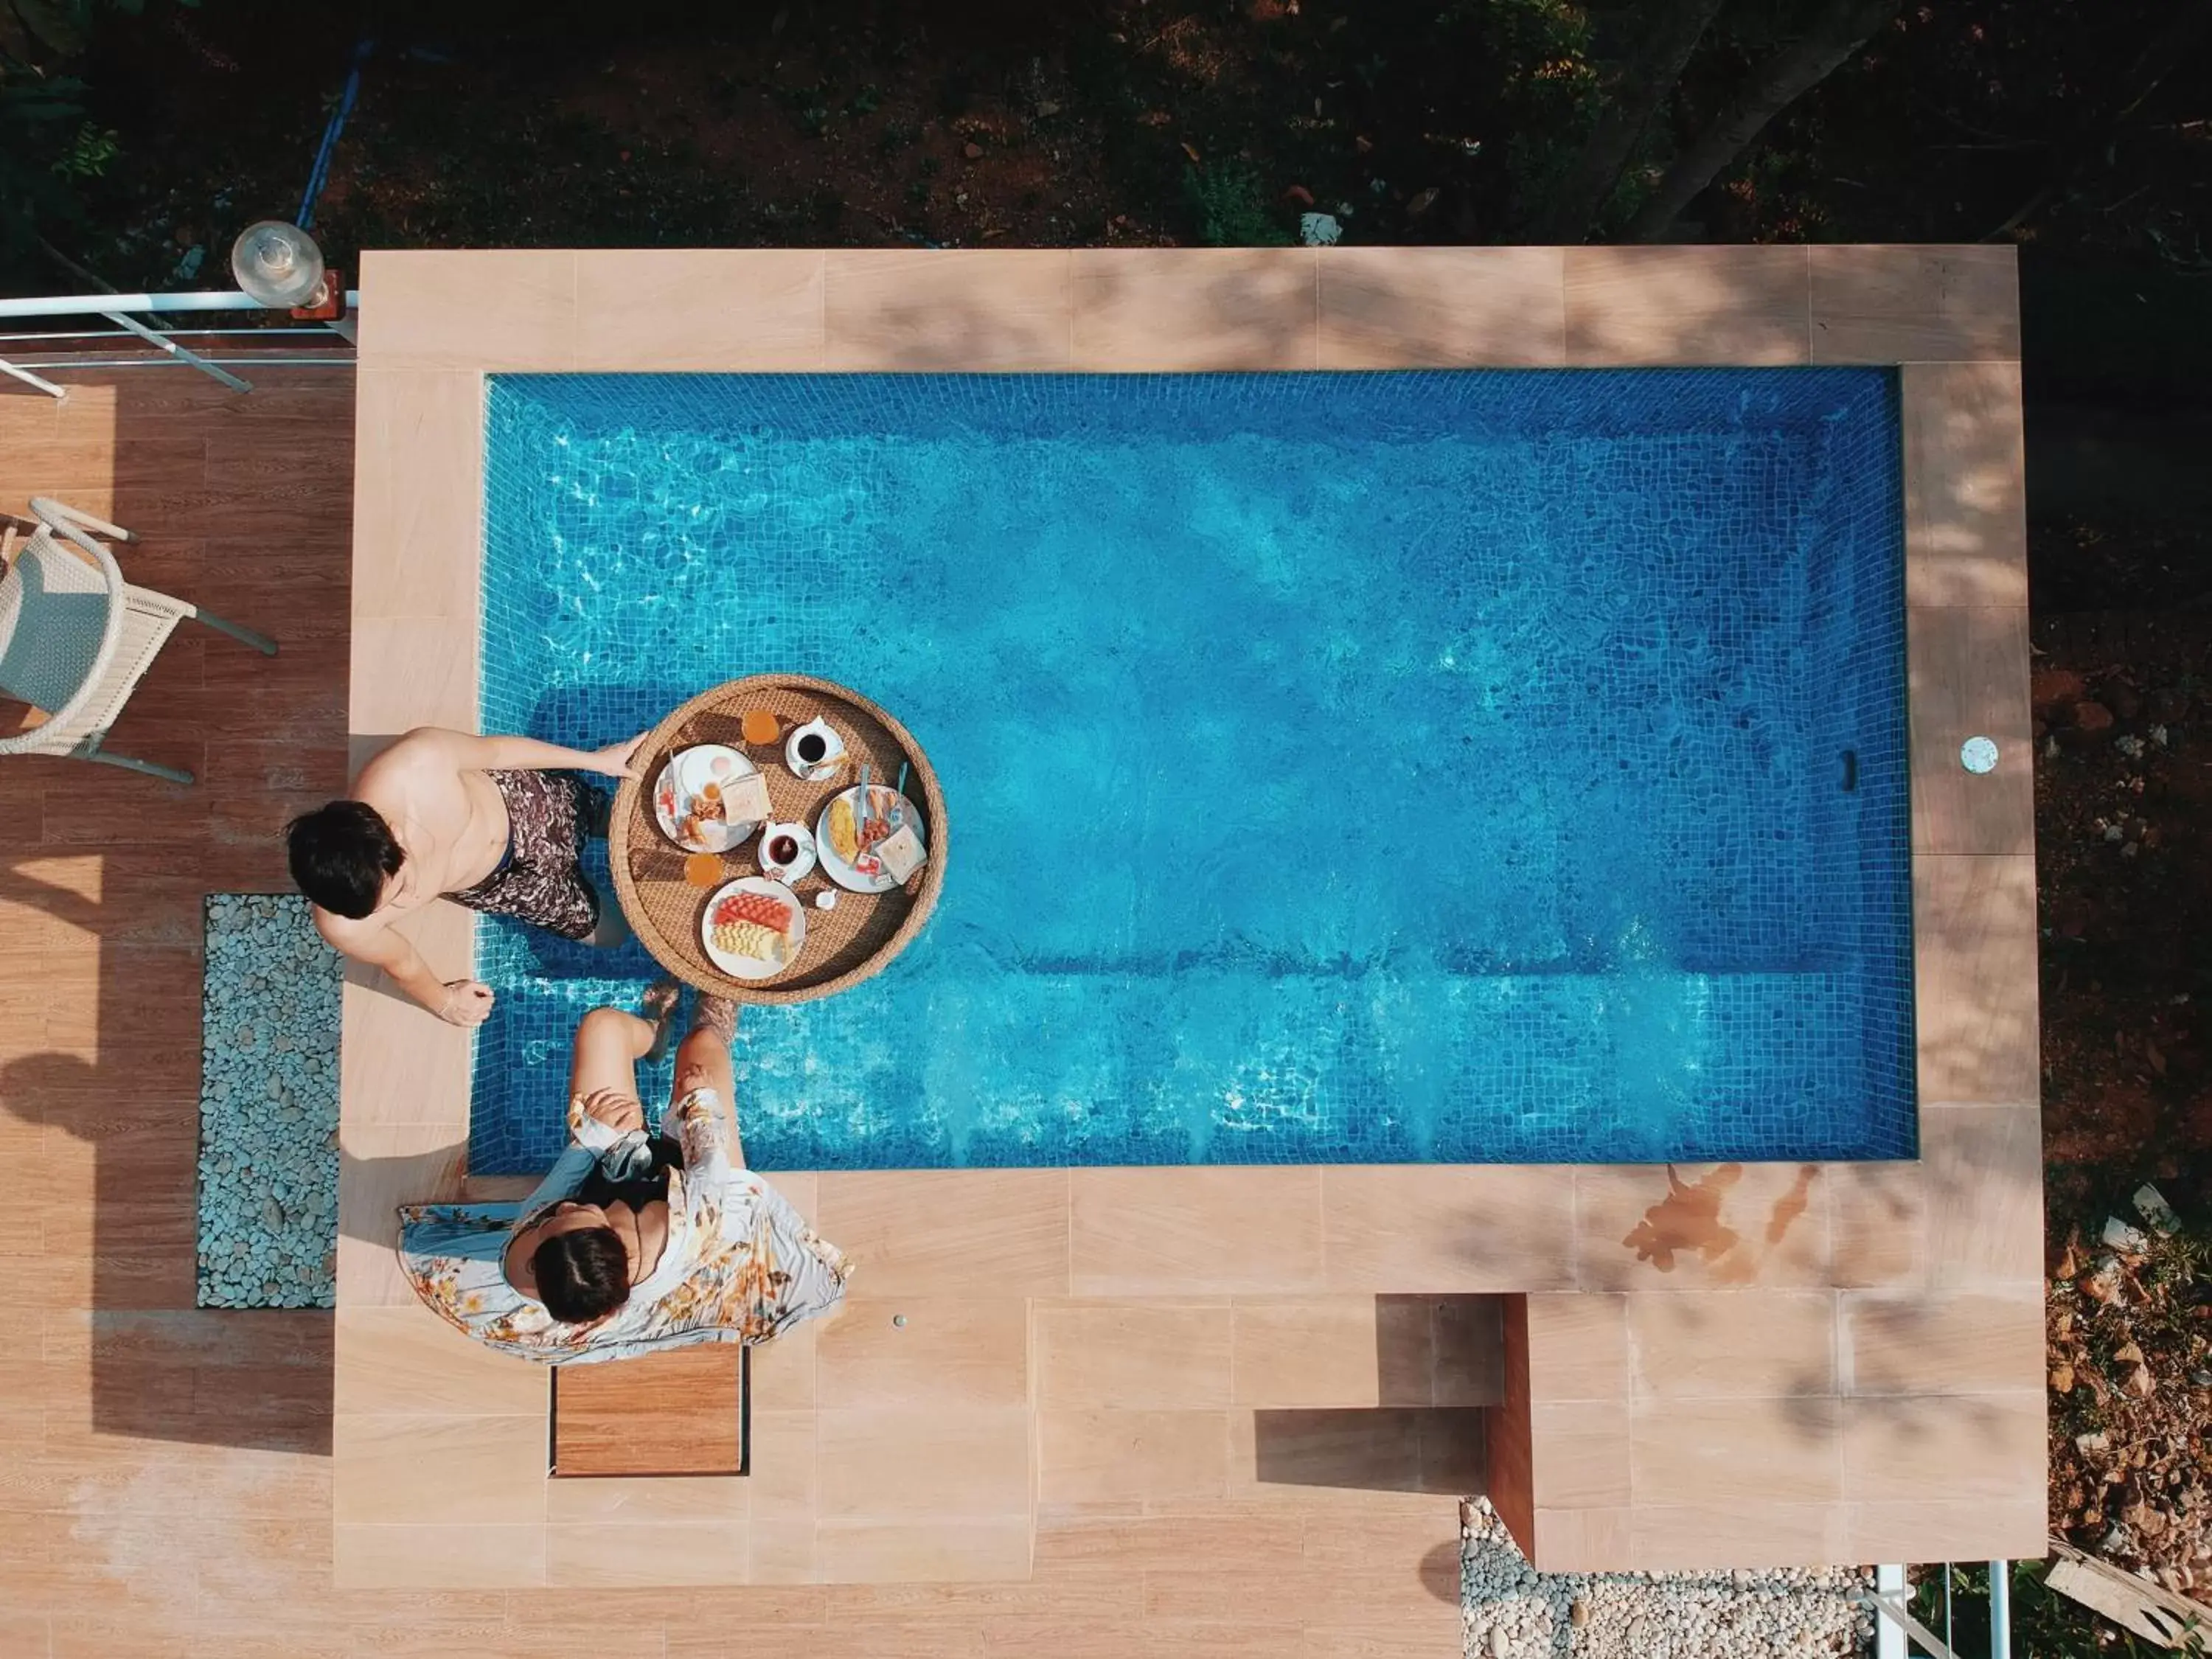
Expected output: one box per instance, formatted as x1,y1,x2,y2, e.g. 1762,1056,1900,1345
669,995,742,1168
568,1005,654,1130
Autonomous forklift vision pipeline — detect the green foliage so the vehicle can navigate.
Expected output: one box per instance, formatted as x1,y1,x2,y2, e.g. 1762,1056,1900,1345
1182,162,1290,248
1913,1560,2208,1659
52,117,116,178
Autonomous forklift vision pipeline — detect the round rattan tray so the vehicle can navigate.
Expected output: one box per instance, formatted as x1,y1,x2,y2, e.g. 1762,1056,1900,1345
608,675,946,1004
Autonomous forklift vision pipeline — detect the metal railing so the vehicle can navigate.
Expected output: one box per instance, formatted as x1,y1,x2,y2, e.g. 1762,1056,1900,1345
1863,1562,2013,1659
0,289,361,399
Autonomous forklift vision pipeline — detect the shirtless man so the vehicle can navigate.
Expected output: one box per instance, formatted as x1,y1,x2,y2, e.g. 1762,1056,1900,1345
286,727,642,1026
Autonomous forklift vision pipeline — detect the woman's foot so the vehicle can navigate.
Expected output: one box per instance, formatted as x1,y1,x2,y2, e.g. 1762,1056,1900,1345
641,977,684,1063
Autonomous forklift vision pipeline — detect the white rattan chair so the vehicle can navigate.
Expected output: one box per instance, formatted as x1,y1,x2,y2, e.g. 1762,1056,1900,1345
0,496,276,785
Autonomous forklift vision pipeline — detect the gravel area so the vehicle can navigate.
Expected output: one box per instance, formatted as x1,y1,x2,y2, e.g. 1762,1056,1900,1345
1462,1500,1874,1658
197,894,340,1308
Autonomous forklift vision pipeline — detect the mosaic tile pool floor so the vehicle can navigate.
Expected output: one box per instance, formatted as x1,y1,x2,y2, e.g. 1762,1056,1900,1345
470,369,1912,1174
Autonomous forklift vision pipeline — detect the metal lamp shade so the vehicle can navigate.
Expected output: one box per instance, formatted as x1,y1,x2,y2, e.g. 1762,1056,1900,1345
231,221,327,309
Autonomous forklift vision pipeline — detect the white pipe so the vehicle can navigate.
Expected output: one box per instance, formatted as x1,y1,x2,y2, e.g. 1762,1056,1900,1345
1874,1565,1908,1659
1,356,351,370
100,309,252,392
0,288,362,320
0,356,67,399
1987,1561,2010,1659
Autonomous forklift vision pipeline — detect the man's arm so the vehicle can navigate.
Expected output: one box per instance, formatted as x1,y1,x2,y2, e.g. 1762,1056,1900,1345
313,907,495,1026
402,727,643,779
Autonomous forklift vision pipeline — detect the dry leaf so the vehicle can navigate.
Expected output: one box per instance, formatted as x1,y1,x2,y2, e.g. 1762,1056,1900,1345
2148,1043,2168,1076
1406,186,1440,215
1180,141,1201,164
2052,1362,2077,1392
2116,1340,2146,1365
2128,1363,2157,1397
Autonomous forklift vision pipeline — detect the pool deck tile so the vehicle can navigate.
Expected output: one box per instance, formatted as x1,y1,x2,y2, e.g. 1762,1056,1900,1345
1921,1103,2044,1292
1318,246,1566,367
349,369,484,622
577,247,827,371
1839,1287,2046,1395
359,248,579,372
333,1120,466,1307
1562,245,1811,365
1073,248,1320,370
813,1168,1071,1296
1033,1298,1237,1409
1320,1164,1578,1292
1630,1502,1853,1574
1845,1498,2050,1565
1071,1166,1324,1295
1570,1161,1832,1293
305,245,2045,1602
1902,361,2029,608
1826,1159,1930,1290
1229,1295,1439,1408
827,248,1073,371
333,1411,548,1525
1913,856,2042,1106
1840,1389,2047,1506
1907,605,2034,854
1810,245,2022,364
1626,1290,1839,1399
817,1295,1032,1410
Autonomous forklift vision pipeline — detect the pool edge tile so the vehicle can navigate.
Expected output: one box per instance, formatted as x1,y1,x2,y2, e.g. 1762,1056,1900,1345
359,248,578,373
352,368,484,624
1810,246,2021,364
574,248,827,372
1562,246,1809,366
1072,248,1319,371
826,248,1074,371
1318,246,1565,368
1901,361,2028,607
1911,854,2041,1107
1907,605,2034,855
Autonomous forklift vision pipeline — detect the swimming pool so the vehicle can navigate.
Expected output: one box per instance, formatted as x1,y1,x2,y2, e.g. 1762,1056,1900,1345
470,369,1911,1175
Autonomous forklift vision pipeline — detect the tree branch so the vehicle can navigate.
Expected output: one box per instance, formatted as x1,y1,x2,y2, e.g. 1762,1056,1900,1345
1531,0,1729,244
1626,0,1900,242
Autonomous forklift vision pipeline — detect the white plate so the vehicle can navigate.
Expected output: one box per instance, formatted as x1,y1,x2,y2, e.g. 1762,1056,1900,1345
815,785,925,894
700,877,805,981
653,745,760,854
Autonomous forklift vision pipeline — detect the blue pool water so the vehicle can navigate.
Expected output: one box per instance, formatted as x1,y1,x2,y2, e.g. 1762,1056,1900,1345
472,369,1912,1175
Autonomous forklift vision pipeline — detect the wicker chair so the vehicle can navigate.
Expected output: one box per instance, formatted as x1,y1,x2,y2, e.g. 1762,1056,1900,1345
0,496,276,785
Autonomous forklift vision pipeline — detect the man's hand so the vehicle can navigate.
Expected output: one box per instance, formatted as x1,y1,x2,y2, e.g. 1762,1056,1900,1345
437,979,496,1026
591,734,645,779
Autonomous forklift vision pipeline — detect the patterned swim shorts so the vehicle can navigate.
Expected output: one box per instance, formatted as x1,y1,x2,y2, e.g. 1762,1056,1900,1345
445,769,607,942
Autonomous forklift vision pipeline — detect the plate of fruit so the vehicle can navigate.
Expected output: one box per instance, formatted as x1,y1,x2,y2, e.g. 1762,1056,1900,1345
654,745,765,855
700,877,805,980
817,783,925,894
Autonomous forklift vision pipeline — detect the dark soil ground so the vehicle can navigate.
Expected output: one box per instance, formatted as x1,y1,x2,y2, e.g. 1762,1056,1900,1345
2032,590,2212,1594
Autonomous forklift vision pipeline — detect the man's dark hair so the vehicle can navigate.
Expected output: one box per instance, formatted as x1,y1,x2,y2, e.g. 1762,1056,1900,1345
531,1226,630,1324
285,800,404,919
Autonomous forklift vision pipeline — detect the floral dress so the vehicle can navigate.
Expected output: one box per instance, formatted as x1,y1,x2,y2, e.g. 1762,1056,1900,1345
397,1088,850,1365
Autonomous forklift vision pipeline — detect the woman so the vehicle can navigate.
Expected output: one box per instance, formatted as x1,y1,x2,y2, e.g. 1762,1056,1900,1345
397,989,849,1363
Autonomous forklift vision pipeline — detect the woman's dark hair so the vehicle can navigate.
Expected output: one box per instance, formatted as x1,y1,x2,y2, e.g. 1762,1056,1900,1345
531,1225,630,1324
285,800,404,919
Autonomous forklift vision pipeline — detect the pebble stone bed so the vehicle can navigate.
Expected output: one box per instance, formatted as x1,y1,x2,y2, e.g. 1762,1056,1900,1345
197,894,341,1308
1462,1501,1876,1658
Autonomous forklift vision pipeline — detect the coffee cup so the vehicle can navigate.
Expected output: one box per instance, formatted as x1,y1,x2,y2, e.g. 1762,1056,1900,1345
758,820,818,883
785,717,845,781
